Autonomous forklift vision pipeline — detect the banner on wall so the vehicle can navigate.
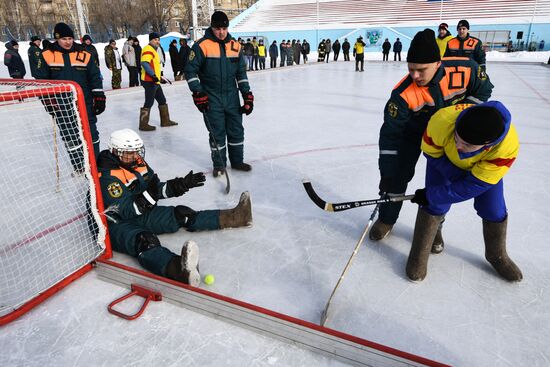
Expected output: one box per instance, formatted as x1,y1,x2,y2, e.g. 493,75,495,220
365,30,383,47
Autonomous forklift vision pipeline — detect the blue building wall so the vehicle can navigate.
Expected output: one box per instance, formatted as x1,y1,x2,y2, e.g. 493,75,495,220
231,23,550,52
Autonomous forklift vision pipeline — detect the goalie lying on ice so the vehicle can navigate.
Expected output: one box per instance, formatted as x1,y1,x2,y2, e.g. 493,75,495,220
97,129,252,286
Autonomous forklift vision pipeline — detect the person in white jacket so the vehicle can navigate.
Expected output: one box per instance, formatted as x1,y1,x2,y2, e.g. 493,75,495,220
123,37,138,87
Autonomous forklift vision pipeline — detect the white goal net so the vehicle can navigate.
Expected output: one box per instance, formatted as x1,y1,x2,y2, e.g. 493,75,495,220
0,79,109,324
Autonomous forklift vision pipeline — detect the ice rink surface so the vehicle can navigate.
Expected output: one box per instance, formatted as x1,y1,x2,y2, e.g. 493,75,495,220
2,60,550,366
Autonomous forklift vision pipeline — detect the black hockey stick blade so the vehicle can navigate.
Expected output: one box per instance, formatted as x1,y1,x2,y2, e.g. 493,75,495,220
302,180,415,212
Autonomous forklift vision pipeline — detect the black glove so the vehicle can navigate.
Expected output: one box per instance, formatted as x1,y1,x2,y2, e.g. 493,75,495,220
134,174,160,213
240,91,254,115
166,171,206,197
411,188,429,206
92,91,106,115
192,91,209,112
378,176,394,194
151,75,160,83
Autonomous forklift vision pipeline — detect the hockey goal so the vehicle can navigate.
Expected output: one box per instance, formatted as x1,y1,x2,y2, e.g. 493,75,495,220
0,79,111,325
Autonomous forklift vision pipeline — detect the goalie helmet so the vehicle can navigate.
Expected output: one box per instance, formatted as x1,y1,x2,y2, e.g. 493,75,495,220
108,129,145,166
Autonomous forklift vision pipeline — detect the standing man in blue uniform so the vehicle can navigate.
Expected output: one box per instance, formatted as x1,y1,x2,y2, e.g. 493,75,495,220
185,11,254,177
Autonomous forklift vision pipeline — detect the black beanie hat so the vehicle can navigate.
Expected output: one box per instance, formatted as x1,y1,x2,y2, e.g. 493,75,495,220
149,32,160,41
407,29,441,63
457,20,470,30
211,11,229,28
456,106,505,145
54,22,75,39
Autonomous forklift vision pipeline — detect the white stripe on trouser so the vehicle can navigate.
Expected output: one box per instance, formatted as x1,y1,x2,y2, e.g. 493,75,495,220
142,190,156,205
133,202,142,215
211,144,226,151
228,141,244,146
379,150,398,155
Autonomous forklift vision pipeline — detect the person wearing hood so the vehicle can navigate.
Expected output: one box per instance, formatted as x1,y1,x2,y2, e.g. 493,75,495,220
445,20,487,78
435,23,453,58
138,32,178,131
407,101,522,283
185,11,254,177
35,22,105,168
132,37,142,85
4,40,26,79
370,29,494,244
324,38,331,62
122,36,138,87
168,39,180,80
28,36,42,78
105,39,122,89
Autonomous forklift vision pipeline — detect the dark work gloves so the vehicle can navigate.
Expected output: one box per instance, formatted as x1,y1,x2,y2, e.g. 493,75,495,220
92,91,106,115
192,91,209,113
135,174,160,213
411,188,429,206
151,75,160,83
240,91,254,115
166,170,206,197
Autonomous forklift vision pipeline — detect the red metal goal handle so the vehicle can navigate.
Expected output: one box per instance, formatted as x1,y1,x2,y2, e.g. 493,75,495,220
108,284,162,320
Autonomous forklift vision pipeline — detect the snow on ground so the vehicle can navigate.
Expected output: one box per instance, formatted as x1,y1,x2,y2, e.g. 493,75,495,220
1,58,550,367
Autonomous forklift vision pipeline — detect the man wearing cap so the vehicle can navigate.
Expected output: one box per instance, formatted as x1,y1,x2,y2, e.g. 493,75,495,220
185,11,253,177
370,29,494,247
36,22,105,170
139,32,178,131
436,23,453,58
444,20,487,78
27,36,42,79
406,101,522,282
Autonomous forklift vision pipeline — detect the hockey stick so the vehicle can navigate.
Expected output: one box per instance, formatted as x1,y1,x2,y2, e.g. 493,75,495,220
320,202,380,327
302,180,414,212
203,112,230,194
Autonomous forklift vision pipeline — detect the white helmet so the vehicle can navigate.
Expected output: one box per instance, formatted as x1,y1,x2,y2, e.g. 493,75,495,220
108,129,145,165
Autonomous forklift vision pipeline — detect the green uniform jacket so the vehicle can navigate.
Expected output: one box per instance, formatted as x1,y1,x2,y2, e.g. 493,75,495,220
378,57,493,177
27,43,42,79
35,42,103,111
97,150,177,222
185,28,250,103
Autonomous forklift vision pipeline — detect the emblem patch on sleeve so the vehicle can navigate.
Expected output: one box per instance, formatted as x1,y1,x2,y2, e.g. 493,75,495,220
189,50,195,61
107,182,123,198
388,102,398,118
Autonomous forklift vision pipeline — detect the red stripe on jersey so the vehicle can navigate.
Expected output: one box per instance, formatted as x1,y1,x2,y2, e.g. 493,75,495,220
422,130,442,148
487,157,515,168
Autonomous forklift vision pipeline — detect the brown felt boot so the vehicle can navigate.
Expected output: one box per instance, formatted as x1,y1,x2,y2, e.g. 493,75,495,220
431,220,445,254
165,240,200,286
159,104,178,127
139,107,155,131
483,217,523,282
369,219,393,241
219,191,252,229
406,208,444,281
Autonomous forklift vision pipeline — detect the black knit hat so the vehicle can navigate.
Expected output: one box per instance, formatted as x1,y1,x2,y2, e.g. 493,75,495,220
407,29,441,63
457,20,470,30
54,22,74,39
211,11,229,28
456,106,505,145
149,32,160,41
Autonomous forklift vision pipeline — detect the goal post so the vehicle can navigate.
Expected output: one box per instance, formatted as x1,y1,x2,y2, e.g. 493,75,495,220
0,79,111,326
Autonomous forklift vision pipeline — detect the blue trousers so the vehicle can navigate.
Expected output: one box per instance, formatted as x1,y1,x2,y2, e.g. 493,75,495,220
423,165,507,222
